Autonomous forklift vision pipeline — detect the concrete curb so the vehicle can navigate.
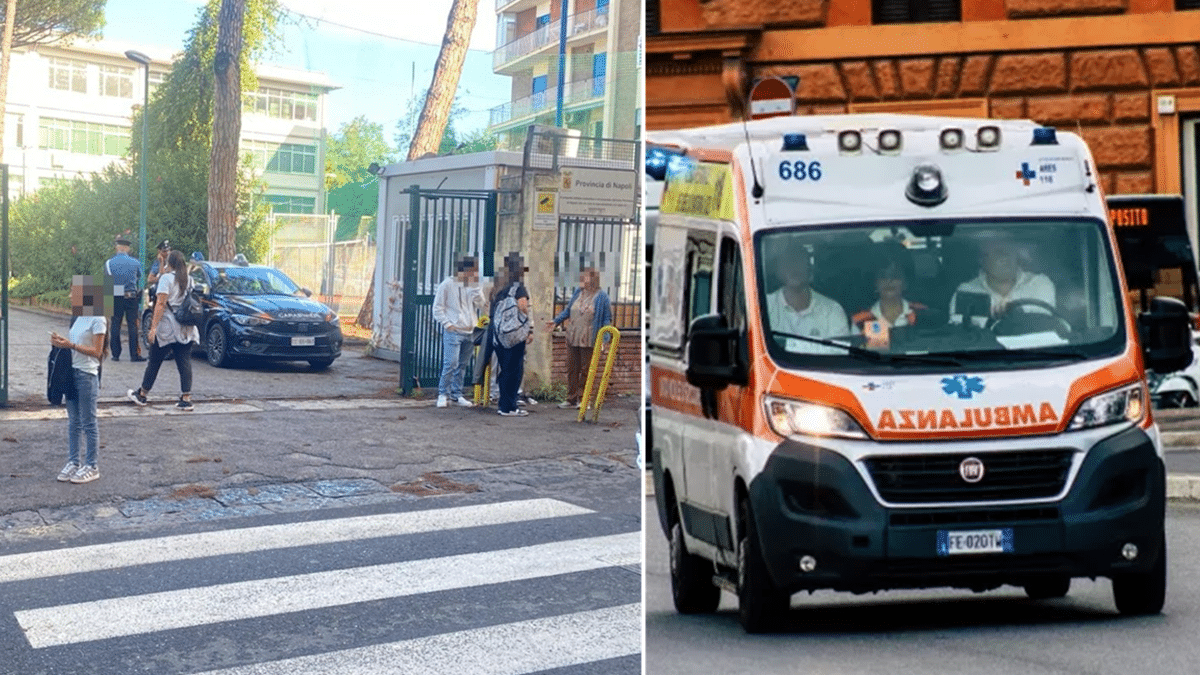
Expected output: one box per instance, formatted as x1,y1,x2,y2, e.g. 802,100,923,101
645,471,1200,501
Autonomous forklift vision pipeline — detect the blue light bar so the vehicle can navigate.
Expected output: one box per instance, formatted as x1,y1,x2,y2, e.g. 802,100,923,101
782,133,809,151
1031,127,1059,145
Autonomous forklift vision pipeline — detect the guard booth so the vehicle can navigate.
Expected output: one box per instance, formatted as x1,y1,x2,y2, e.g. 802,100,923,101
1107,194,1199,315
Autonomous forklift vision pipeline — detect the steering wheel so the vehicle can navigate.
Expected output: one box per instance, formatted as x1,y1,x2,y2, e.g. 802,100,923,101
989,298,1073,336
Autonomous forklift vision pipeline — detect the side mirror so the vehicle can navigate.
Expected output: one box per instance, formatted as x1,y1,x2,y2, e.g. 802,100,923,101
299,287,313,298
1139,296,1194,374
686,314,746,390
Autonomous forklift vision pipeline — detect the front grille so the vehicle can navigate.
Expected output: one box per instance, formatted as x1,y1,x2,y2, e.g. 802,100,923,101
890,506,1059,527
864,450,1074,504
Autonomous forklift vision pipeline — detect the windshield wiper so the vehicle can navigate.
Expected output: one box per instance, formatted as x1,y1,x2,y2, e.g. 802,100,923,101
935,348,1090,362
770,331,964,367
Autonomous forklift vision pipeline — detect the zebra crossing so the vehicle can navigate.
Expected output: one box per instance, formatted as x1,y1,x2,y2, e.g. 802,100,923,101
0,497,642,674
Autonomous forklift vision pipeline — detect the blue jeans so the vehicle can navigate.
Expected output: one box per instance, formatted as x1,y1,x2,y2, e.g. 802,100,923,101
438,329,474,399
65,369,99,467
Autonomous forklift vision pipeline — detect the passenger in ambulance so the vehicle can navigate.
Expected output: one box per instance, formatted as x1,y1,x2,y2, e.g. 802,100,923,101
950,233,1056,327
852,242,931,334
765,242,850,354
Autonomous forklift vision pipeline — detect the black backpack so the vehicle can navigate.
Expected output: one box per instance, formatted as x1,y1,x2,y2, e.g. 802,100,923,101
47,345,75,405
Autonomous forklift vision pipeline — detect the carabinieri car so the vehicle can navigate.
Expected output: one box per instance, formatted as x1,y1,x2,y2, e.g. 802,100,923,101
142,258,343,370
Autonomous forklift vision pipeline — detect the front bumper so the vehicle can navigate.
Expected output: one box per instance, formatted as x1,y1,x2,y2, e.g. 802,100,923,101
225,321,343,361
748,425,1165,594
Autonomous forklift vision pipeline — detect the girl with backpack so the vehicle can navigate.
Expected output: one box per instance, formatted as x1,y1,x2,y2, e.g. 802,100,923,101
492,260,533,417
127,250,199,411
50,275,109,483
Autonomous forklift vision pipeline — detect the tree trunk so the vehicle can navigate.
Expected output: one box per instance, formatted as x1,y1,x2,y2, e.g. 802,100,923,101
0,0,18,164
356,0,479,330
207,0,246,263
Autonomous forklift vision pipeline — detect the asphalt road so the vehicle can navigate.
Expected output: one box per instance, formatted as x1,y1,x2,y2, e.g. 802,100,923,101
644,496,1200,675
0,485,641,674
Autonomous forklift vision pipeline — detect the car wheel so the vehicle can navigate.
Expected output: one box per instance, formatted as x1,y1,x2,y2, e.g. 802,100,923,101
670,520,720,614
737,496,788,633
1024,575,1071,600
308,358,334,371
206,323,230,368
1113,537,1166,616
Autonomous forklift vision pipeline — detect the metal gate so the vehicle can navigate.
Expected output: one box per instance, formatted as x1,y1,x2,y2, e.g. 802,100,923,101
398,187,498,396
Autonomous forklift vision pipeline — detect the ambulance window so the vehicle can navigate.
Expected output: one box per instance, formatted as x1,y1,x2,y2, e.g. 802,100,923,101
684,231,716,329
717,237,745,330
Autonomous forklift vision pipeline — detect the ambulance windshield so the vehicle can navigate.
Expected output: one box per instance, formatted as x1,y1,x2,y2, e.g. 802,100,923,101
755,218,1125,370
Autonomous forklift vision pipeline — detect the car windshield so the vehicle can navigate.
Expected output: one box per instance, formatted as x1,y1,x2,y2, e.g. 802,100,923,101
755,218,1125,372
211,267,300,296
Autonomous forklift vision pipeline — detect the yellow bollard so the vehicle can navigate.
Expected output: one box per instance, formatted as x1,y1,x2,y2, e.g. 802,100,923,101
578,326,621,423
472,316,491,406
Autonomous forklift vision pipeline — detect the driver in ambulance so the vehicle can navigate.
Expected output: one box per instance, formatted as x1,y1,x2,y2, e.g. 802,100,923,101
950,233,1056,325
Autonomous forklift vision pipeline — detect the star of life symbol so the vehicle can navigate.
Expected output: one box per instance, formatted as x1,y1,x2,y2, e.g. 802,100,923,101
941,374,985,400
1015,162,1036,186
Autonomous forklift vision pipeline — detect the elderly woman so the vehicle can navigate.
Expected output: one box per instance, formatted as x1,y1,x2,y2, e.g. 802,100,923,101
545,267,613,409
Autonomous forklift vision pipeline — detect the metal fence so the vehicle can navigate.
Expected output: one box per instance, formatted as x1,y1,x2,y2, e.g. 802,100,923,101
267,213,375,317
554,216,641,329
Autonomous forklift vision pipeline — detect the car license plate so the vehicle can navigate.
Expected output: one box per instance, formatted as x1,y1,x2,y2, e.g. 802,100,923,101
937,528,1013,556
291,337,316,347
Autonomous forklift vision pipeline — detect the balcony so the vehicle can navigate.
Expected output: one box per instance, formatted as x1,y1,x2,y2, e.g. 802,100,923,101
493,6,610,72
567,76,605,104
489,86,559,128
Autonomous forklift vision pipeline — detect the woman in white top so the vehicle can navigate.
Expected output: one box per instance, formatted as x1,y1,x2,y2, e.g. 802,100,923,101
50,274,109,484
128,250,200,410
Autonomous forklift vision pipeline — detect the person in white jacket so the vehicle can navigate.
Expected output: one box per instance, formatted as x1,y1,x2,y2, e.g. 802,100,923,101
433,255,486,408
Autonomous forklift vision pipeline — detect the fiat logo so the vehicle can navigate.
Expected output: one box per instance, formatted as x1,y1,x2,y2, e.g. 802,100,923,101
959,457,985,483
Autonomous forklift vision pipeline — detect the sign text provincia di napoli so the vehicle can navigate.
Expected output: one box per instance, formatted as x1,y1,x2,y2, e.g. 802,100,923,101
558,167,637,219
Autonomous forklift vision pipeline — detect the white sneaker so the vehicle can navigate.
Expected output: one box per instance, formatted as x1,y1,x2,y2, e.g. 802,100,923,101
456,396,474,407
436,395,448,408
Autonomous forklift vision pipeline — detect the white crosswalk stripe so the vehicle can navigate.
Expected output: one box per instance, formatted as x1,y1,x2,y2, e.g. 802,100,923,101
1,497,642,674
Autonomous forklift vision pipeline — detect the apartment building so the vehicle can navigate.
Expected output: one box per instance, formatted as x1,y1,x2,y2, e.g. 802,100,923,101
2,39,337,214
488,0,641,147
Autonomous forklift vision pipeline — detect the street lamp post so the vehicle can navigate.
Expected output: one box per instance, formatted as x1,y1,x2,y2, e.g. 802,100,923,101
124,50,151,290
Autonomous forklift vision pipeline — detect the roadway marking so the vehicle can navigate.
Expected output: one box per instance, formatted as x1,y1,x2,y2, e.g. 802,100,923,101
189,604,641,675
0,498,592,584
15,532,641,648
0,397,428,421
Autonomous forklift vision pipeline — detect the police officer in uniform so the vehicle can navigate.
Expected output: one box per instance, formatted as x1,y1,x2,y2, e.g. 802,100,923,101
105,235,145,362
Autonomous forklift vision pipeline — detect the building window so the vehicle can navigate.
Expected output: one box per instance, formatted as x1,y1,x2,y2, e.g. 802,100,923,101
38,118,130,156
148,71,165,96
244,141,318,175
872,0,960,24
264,194,316,214
647,0,660,34
100,64,134,98
1179,0,1200,9
536,14,551,28
244,87,319,122
48,58,88,93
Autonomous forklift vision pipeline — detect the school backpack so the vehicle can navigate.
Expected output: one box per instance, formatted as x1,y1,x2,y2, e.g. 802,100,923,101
47,345,75,405
493,282,531,349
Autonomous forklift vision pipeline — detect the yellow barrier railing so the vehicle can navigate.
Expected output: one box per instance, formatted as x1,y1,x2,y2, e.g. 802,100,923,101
578,326,621,423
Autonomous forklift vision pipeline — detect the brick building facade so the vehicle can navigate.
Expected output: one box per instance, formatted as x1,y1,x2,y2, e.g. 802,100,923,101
647,1,1200,289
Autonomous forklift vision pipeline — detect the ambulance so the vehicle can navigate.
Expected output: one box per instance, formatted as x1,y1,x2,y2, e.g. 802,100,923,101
646,114,1194,633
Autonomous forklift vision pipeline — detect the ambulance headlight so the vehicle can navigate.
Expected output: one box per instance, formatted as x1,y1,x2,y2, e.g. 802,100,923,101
766,397,868,440
940,128,965,151
878,130,902,153
838,130,862,154
905,164,948,207
1068,383,1146,431
977,126,1001,150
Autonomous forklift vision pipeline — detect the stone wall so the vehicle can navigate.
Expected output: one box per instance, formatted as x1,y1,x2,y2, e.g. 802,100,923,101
755,45,1200,194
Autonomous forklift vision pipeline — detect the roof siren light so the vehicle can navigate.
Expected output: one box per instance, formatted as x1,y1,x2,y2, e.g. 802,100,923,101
1032,127,1059,145
878,129,903,154
906,164,948,207
976,126,1002,150
838,130,863,154
939,128,965,151
782,133,809,151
